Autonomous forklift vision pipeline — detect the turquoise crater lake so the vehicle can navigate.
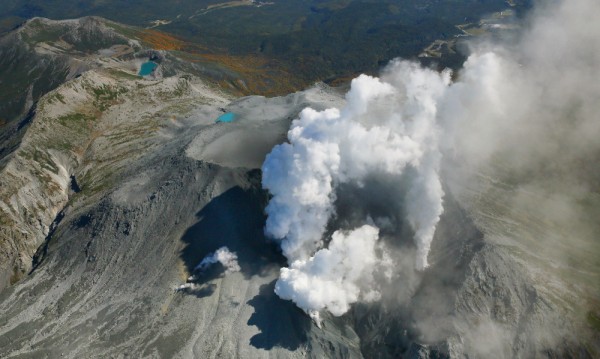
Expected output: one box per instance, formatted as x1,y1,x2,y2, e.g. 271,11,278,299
216,113,236,123
138,61,158,76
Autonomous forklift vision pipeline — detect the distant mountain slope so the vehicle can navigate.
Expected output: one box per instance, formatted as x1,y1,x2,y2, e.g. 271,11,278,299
0,0,532,86
0,16,306,166
0,17,130,160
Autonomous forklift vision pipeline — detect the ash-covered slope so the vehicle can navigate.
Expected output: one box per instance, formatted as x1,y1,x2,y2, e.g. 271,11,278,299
0,61,364,356
0,62,225,290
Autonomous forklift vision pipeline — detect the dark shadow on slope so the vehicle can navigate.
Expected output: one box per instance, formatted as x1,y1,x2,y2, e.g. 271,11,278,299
29,209,65,274
179,178,311,349
177,265,226,298
350,187,485,359
247,280,311,351
178,283,217,299
179,183,286,284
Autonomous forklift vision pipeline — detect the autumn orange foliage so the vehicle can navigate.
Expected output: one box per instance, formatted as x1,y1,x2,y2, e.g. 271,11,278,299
187,53,307,96
135,29,307,96
137,29,186,51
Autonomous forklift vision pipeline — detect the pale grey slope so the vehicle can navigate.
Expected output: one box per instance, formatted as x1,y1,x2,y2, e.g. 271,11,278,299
0,81,364,358
0,158,359,358
186,84,344,169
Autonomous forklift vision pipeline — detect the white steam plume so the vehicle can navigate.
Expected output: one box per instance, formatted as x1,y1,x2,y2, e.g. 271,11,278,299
194,246,240,274
274,225,392,325
176,247,241,291
262,64,450,318
262,66,450,267
263,0,600,325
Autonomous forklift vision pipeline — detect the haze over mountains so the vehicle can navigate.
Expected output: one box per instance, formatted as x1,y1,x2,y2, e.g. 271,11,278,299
0,0,598,358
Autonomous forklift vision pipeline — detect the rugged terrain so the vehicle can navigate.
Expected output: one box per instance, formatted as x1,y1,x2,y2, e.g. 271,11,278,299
0,19,361,354
0,78,358,358
0,9,598,359
0,15,323,289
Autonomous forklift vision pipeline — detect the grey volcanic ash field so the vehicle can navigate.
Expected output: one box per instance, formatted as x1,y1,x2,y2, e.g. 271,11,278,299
0,0,599,358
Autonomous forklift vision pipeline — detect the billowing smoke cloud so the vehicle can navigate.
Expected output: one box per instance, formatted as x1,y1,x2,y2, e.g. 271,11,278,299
262,64,449,319
263,66,449,266
262,0,600,329
275,225,392,325
440,0,600,177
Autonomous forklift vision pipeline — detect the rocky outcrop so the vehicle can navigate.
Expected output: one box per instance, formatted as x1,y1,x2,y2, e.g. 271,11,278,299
0,60,233,290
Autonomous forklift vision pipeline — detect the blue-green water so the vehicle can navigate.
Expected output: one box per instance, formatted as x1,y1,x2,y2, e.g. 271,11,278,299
216,113,236,123
139,61,158,76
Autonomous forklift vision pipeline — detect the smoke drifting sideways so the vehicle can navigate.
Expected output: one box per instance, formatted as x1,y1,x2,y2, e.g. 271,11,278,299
262,0,600,323
177,247,240,291
193,246,241,274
